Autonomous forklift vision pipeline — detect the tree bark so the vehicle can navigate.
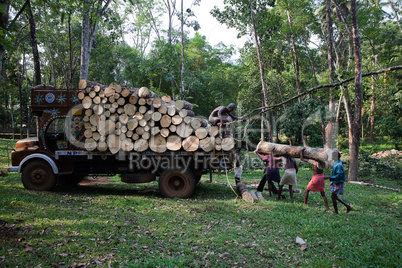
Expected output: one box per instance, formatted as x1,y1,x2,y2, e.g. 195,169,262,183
286,8,301,103
27,0,41,85
80,0,112,80
250,0,272,141
325,0,335,149
348,0,363,181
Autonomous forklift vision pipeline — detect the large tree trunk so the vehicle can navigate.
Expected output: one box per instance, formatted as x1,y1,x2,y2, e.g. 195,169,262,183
27,0,41,85
348,0,363,181
256,141,334,164
286,9,301,103
80,0,112,80
325,0,335,149
250,0,272,141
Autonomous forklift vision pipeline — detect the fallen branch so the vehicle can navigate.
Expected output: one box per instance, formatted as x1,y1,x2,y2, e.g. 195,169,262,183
349,181,400,192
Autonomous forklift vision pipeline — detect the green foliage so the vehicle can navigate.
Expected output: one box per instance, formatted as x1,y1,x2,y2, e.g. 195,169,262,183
358,151,402,181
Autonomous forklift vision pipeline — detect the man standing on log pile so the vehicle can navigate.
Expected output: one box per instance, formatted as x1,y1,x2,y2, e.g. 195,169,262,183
208,103,244,137
330,152,353,214
254,148,283,199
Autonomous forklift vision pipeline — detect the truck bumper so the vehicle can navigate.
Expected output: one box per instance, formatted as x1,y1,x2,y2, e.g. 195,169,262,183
7,166,19,172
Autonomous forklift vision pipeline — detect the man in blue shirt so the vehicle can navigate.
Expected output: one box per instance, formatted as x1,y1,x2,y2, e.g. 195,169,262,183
330,151,353,214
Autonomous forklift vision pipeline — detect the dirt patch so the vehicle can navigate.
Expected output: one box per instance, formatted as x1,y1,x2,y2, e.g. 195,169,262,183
0,219,19,242
79,176,113,185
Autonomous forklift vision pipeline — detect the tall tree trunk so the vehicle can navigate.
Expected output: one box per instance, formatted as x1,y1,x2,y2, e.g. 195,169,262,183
27,0,41,85
180,0,185,96
80,0,112,80
286,9,301,102
325,0,335,149
80,0,91,81
348,0,363,181
250,0,272,141
0,0,10,86
162,0,176,96
388,0,401,31
370,55,377,142
303,34,319,86
18,52,25,139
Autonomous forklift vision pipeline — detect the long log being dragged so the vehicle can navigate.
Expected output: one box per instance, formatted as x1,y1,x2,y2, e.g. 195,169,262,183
256,141,336,163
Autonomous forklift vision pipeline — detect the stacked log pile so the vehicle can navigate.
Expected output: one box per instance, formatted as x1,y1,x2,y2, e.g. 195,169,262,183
78,80,235,154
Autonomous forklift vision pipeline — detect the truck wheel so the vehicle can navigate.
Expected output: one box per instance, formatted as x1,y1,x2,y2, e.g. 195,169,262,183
22,160,57,191
159,169,196,198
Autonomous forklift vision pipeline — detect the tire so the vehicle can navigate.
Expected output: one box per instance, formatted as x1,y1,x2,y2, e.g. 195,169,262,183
22,160,57,191
159,169,196,198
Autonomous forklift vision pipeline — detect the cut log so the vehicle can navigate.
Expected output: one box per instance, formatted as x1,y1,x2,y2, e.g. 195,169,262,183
151,126,160,136
97,141,108,152
129,95,138,105
179,109,195,118
160,128,169,138
208,126,219,137
256,141,333,163
195,127,208,140
78,91,85,100
161,95,172,103
127,119,138,131
138,86,153,98
142,132,151,140
171,114,183,125
166,135,182,151
152,97,162,108
124,104,136,116
82,96,92,109
79,79,87,90
107,134,120,154
84,138,97,151
121,139,134,152
175,100,193,110
237,182,254,203
151,112,162,122
104,86,115,97
182,136,199,152
221,137,235,151
190,118,201,130
158,104,168,114
169,124,177,133
167,106,178,116
200,137,215,152
134,139,149,152
176,123,193,138
138,105,147,114
160,115,172,128
121,88,130,98
149,134,167,153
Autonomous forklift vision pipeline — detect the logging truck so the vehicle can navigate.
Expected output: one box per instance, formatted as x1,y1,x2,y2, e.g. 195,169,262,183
8,84,235,198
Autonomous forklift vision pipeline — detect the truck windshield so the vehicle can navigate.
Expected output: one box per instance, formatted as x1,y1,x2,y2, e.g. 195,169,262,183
46,117,67,152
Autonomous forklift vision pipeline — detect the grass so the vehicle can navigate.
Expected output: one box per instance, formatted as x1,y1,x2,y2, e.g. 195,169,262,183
1,165,401,267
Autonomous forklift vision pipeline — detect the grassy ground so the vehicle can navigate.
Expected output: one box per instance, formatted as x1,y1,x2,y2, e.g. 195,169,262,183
0,165,400,267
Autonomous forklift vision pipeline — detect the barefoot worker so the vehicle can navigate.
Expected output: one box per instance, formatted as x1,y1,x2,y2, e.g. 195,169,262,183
277,156,298,202
330,151,353,214
300,148,330,211
255,148,282,198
